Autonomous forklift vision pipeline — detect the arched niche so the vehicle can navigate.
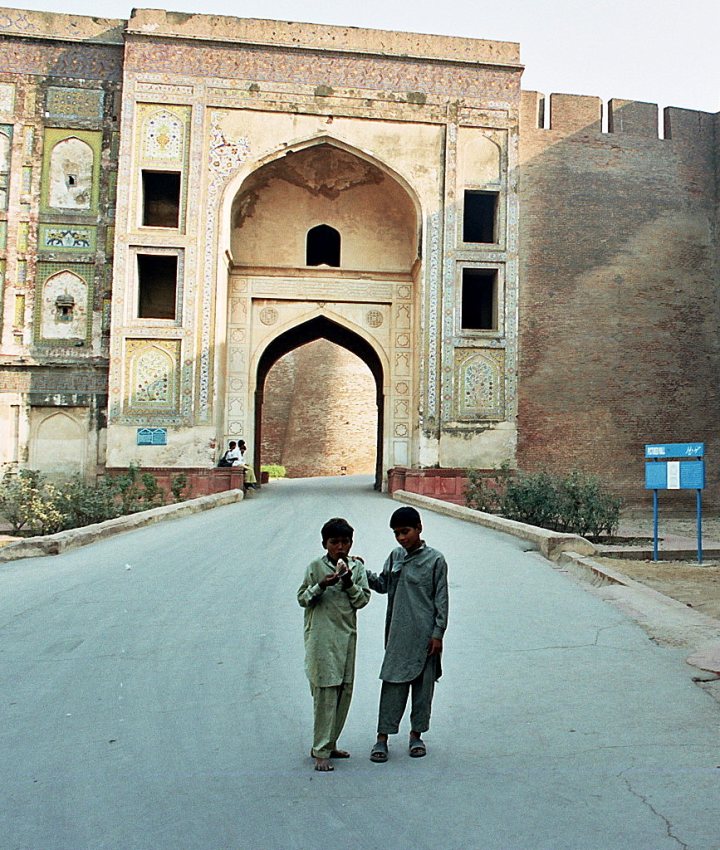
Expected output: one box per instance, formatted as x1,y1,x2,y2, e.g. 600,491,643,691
230,142,418,273
29,409,86,477
459,134,501,185
49,137,94,210
306,223,341,267
40,270,88,341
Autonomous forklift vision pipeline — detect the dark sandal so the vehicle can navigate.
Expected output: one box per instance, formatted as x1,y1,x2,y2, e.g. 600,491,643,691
409,738,426,758
370,740,389,762
310,749,351,759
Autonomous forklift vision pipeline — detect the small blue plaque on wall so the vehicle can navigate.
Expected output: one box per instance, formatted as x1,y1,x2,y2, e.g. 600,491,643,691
137,428,167,446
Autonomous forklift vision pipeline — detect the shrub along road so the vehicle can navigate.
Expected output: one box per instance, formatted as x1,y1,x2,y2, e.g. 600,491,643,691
1,476,719,850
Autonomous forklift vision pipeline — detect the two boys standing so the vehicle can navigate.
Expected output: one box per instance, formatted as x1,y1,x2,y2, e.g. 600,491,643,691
297,507,449,772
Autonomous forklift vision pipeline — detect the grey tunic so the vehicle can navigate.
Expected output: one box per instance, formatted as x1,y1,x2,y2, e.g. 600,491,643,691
297,554,370,688
367,542,449,683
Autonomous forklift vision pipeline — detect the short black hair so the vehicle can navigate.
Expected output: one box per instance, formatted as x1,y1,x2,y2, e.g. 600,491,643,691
321,517,354,543
389,506,421,528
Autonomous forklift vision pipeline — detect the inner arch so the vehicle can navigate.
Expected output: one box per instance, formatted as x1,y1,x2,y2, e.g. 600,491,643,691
255,316,384,488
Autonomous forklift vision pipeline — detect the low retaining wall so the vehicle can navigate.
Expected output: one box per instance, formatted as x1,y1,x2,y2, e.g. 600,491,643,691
392,489,596,561
0,489,244,563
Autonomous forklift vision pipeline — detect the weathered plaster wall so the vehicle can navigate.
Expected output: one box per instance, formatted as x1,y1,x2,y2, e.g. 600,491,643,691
0,8,122,478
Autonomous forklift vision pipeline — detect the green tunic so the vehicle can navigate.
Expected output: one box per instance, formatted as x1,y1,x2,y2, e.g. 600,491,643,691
367,542,449,683
297,555,370,688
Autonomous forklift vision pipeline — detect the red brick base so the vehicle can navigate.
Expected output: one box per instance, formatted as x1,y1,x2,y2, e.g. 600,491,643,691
106,467,246,500
387,467,473,505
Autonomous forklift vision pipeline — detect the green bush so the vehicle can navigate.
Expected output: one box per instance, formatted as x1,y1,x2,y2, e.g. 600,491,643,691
112,463,165,514
56,475,120,529
464,461,511,513
170,472,188,503
261,464,287,479
0,468,65,535
465,465,622,538
0,464,181,537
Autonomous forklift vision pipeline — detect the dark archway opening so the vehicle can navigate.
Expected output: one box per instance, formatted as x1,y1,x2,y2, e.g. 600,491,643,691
255,316,384,489
306,224,341,267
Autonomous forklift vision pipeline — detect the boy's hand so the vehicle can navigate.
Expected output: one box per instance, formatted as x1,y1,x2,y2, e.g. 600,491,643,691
319,572,341,589
427,638,443,656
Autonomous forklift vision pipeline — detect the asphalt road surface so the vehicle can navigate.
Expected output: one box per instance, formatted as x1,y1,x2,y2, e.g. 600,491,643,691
2,476,719,850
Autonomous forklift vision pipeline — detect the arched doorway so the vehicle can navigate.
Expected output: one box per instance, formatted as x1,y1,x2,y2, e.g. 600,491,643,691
255,316,384,489
261,339,376,477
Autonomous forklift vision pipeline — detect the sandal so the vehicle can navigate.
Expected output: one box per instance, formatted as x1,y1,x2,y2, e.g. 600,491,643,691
409,737,426,758
370,740,389,763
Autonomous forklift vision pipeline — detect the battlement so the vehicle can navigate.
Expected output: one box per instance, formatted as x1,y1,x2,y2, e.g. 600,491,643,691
521,90,718,140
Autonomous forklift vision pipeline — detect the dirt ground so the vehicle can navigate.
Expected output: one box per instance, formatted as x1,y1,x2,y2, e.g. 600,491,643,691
596,515,720,621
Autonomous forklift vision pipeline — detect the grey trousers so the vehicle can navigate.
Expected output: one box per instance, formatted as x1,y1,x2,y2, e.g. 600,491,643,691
310,682,353,758
377,656,438,735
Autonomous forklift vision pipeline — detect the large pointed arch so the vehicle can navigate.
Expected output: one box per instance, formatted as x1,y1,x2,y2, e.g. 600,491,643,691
254,315,385,489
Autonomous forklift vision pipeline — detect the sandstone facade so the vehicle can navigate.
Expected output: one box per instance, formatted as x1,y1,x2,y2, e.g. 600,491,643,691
0,7,717,505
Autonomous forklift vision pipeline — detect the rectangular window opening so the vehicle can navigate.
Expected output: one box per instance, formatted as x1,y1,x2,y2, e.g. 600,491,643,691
137,253,178,319
463,191,498,243
461,268,497,331
142,170,181,228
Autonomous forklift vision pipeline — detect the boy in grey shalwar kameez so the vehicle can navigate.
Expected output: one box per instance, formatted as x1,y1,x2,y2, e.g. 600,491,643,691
367,506,449,762
297,517,370,771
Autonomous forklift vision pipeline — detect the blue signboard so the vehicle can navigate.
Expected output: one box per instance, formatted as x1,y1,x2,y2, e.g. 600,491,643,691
645,442,704,459
137,427,167,446
645,460,705,490
645,442,704,563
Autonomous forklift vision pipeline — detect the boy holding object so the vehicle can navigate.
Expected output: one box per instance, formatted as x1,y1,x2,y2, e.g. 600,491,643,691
297,517,370,771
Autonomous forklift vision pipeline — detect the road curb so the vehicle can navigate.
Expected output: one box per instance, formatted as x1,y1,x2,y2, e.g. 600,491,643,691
392,490,720,676
391,490,596,561
0,489,245,564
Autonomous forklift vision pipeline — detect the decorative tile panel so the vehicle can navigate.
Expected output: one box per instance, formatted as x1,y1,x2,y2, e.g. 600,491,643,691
124,338,181,415
45,87,103,123
16,222,29,253
23,126,34,158
0,83,15,113
454,348,505,420
39,224,96,252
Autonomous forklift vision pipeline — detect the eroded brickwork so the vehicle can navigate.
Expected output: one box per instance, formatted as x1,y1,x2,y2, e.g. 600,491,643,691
261,340,376,477
518,93,720,504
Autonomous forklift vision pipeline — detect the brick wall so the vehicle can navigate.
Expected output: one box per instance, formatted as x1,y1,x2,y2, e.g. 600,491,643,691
518,93,720,507
261,339,377,477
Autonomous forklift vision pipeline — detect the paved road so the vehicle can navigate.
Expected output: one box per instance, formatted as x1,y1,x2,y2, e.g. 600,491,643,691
2,476,719,850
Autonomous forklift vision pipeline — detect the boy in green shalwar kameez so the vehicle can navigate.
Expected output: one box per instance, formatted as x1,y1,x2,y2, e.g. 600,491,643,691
297,517,370,772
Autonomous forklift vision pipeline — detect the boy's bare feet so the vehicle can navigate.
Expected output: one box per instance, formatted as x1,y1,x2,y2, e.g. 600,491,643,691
314,757,334,771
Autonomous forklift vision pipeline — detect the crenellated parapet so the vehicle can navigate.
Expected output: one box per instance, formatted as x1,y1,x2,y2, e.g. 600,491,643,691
521,89,718,142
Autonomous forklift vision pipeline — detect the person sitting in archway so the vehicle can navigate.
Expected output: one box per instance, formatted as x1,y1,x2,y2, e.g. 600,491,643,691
218,440,240,467
235,439,258,490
